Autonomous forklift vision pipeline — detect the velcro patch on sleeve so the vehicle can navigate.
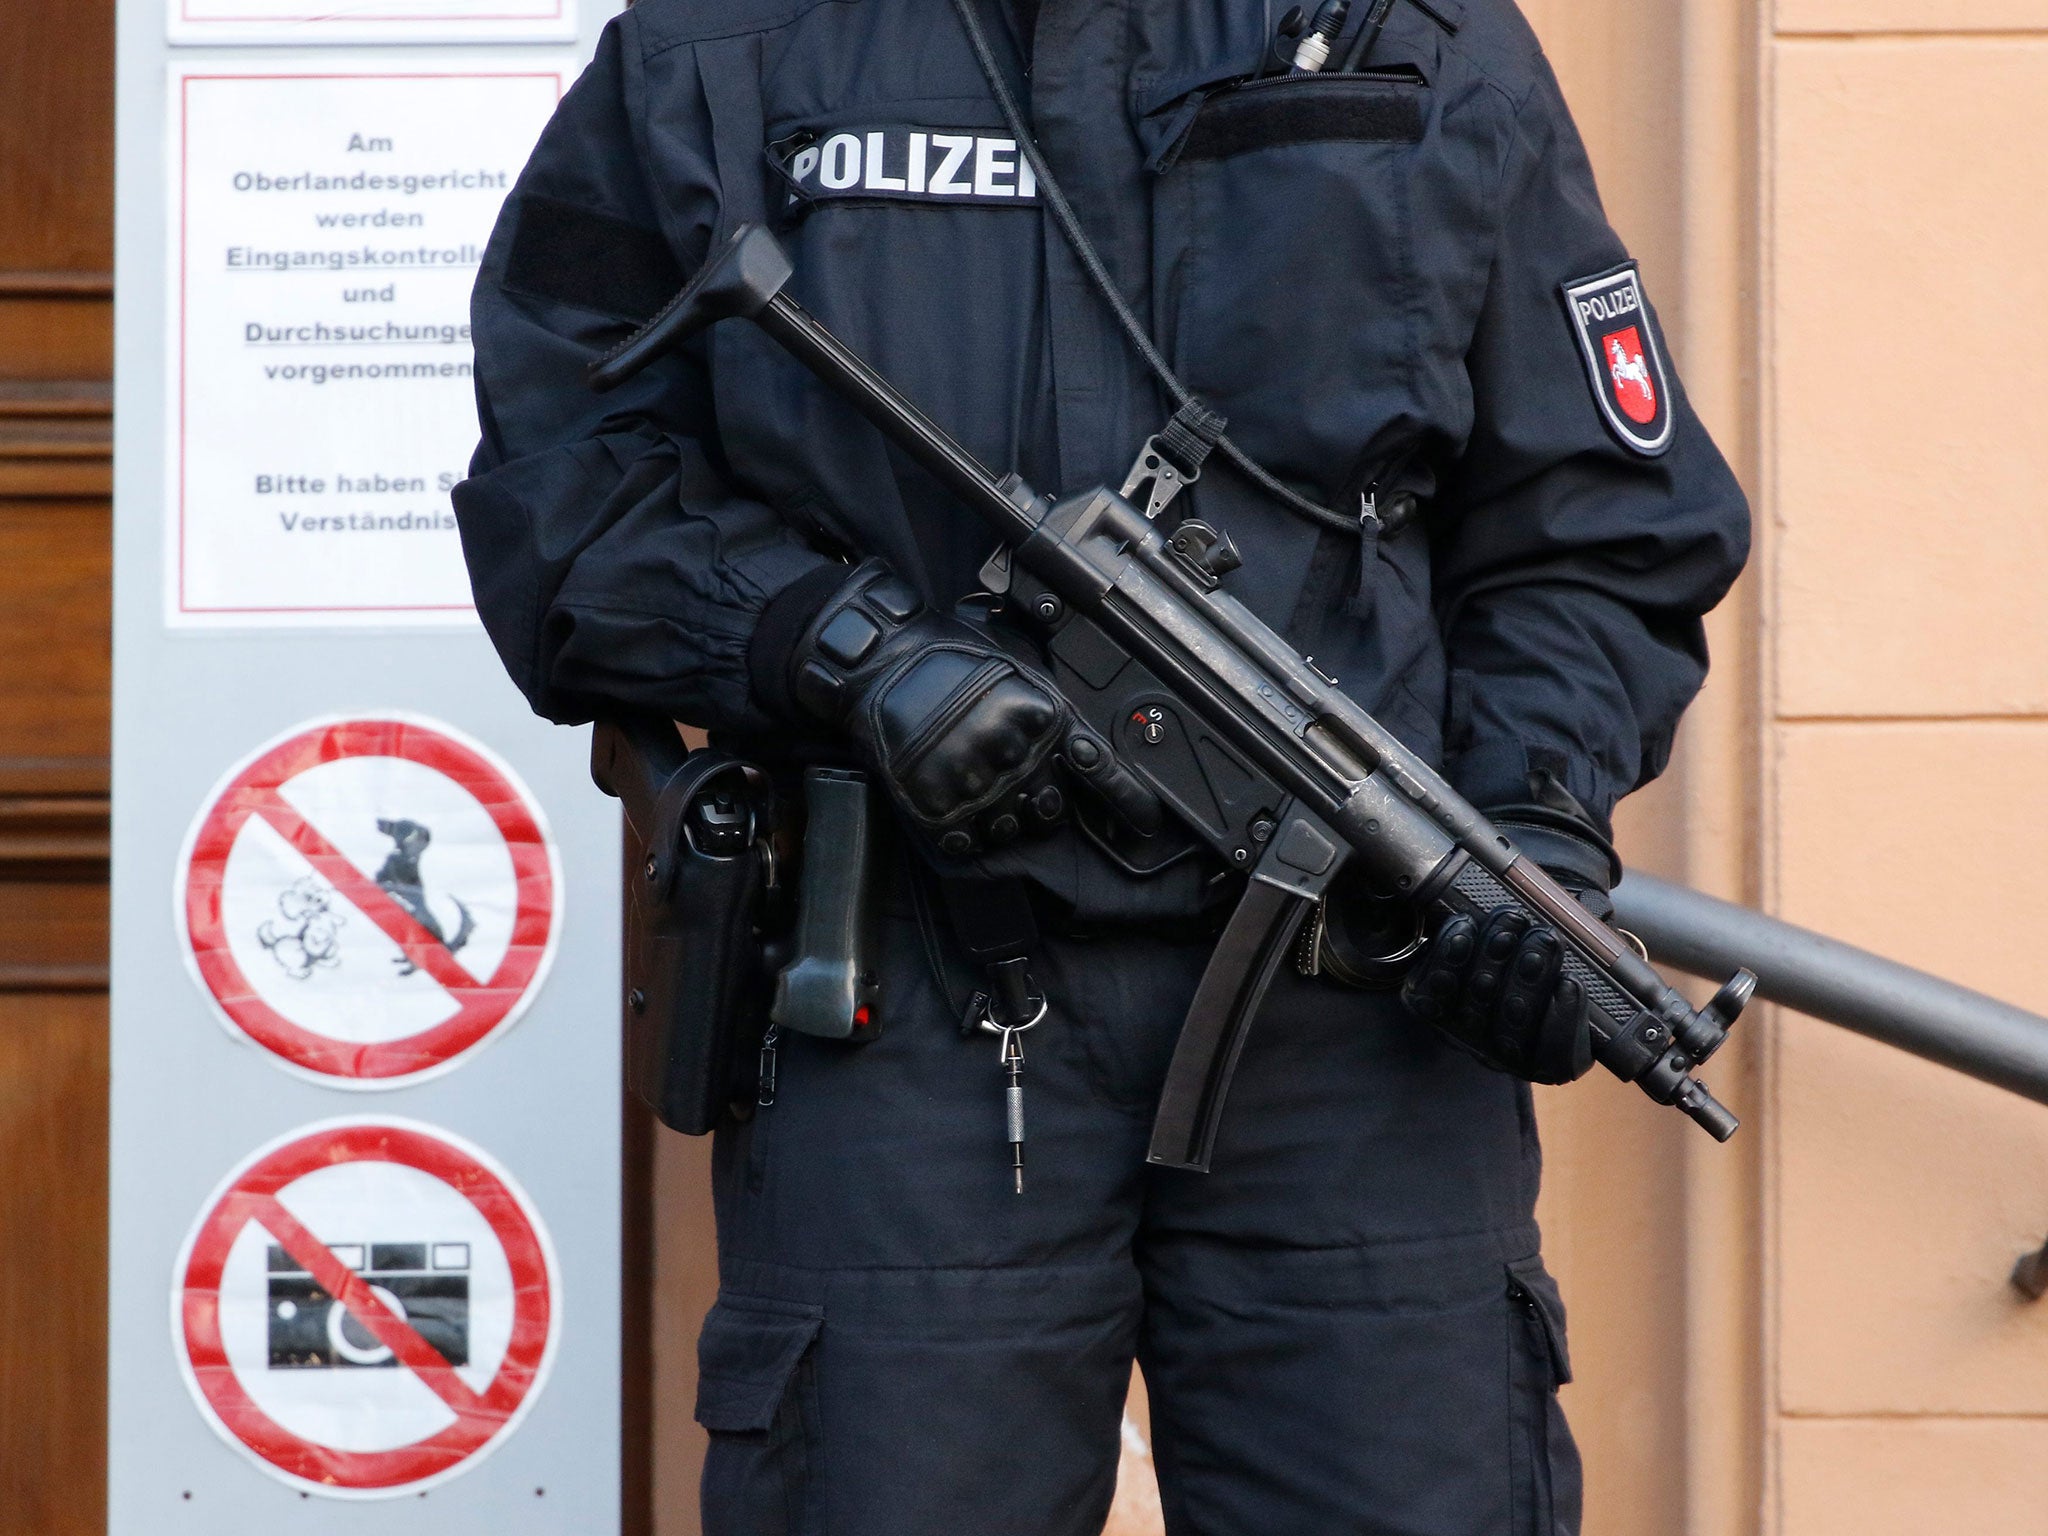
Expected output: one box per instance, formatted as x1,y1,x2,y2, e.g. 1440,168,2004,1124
772,126,1041,211
1560,263,1675,457
501,194,686,323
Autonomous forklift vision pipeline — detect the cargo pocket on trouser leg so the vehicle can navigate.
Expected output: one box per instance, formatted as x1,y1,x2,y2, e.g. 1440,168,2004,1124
696,1294,825,1536
1507,1257,1584,1536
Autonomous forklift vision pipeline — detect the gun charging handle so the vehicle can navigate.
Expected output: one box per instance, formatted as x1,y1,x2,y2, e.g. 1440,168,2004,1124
590,229,795,392
593,227,1050,555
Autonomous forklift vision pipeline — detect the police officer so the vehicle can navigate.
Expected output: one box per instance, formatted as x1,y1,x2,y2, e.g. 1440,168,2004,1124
455,0,1749,1529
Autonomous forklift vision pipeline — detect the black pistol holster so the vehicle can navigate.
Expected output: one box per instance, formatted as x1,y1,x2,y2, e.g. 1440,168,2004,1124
592,715,782,1136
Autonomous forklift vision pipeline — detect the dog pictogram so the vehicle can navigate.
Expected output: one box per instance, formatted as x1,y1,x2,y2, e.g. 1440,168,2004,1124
373,818,476,976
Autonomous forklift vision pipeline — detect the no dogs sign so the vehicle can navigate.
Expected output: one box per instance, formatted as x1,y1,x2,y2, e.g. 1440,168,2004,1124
174,1118,560,1496
176,714,561,1086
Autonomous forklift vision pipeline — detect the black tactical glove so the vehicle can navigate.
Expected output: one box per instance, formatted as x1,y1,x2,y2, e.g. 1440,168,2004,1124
751,559,1160,857
1400,785,1620,1086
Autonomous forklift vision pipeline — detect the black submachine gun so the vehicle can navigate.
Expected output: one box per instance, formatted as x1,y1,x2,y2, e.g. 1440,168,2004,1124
591,225,1758,1170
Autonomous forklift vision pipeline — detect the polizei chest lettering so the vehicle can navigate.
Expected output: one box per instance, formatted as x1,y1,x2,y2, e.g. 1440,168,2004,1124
776,127,1041,210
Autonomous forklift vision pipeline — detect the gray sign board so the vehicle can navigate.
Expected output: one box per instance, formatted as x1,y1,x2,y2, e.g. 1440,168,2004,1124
110,6,625,1530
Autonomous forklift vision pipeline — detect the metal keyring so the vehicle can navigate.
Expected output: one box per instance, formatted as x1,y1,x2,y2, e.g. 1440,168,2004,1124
1309,899,1429,990
975,996,1049,1036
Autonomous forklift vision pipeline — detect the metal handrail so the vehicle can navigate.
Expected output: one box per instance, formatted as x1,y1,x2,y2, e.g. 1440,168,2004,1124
1614,873,2048,1107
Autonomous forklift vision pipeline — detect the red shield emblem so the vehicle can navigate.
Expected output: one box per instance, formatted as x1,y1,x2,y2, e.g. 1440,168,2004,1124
1602,325,1657,425
1562,265,1673,456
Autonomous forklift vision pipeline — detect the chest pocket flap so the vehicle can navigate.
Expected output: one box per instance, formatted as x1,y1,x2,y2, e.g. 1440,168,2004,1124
1186,73,1426,161
1145,68,1430,173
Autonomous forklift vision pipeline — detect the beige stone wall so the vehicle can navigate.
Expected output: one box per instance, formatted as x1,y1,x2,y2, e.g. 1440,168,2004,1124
1544,3,2048,1533
1515,7,1765,1536
1762,11,2048,1532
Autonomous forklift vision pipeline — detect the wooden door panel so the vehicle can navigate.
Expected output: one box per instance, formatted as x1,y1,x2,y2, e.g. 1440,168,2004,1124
0,1,114,1531
0,500,112,775
0,992,109,1536
0,294,114,384
0,881,109,983
0,384,113,494
0,3,114,276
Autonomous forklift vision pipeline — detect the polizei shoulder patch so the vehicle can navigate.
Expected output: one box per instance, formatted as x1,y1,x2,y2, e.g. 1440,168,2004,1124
1561,263,1674,457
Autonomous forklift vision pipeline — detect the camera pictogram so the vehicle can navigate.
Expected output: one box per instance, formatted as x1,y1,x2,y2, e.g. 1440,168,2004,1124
266,1240,470,1369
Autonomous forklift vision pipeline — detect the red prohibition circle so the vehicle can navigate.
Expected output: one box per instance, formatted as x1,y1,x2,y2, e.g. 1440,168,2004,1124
175,1120,559,1495
177,715,559,1084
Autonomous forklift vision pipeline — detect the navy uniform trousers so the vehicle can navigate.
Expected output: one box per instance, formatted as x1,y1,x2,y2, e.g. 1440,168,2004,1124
697,865,1580,1536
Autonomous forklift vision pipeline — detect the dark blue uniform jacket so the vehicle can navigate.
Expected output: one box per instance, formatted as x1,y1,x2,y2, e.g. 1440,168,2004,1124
456,0,1750,913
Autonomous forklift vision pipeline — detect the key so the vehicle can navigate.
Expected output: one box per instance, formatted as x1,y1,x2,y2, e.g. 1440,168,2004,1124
975,977,1045,1193
757,1021,779,1107
978,1013,1039,1194
999,1026,1027,1194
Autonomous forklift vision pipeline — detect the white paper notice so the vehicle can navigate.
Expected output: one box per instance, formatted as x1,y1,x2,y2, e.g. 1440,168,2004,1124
169,0,577,47
169,67,562,626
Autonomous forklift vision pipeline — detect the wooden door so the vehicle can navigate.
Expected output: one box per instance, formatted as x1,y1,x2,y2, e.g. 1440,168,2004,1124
0,4,115,1533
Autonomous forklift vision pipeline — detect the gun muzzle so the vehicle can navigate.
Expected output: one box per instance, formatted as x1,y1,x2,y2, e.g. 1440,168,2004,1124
1678,1082,1740,1142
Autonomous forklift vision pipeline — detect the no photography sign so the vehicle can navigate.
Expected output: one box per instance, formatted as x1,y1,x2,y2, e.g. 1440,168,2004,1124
176,714,561,1086
174,1118,561,1497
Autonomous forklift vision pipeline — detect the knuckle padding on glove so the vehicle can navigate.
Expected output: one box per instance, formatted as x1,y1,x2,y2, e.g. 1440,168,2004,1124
779,559,1100,852
1401,913,1477,1024
771,558,1170,856
879,658,1063,822
1402,898,1596,1086
1459,910,1527,1025
1494,930,1562,1065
